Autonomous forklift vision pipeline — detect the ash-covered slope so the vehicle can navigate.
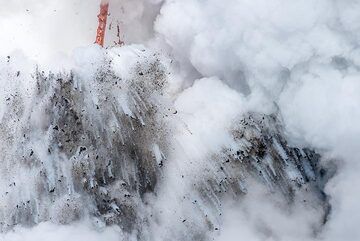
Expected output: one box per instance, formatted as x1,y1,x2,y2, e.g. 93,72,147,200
151,111,331,240
0,46,172,232
0,46,331,240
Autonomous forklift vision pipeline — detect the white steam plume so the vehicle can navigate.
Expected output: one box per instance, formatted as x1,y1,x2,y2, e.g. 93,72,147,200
1,0,360,240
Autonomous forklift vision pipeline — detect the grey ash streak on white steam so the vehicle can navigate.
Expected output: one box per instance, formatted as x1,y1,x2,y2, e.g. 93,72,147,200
0,46,331,241
1,0,360,240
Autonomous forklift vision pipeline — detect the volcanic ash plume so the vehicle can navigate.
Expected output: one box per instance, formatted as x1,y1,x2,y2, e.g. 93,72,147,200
1,0,360,241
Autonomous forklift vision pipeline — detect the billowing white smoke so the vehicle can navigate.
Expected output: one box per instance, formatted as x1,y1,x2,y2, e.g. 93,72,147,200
1,0,360,240
0,221,121,241
154,1,360,240
0,0,161,66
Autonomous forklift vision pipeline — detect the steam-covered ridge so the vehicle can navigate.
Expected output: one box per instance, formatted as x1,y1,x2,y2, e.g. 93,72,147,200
0,45,331,240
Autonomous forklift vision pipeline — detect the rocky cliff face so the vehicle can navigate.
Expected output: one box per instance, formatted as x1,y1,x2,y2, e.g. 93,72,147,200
0,47,331,240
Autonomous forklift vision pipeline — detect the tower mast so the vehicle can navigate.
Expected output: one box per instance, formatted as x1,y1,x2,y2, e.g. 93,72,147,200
95,0,109,47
